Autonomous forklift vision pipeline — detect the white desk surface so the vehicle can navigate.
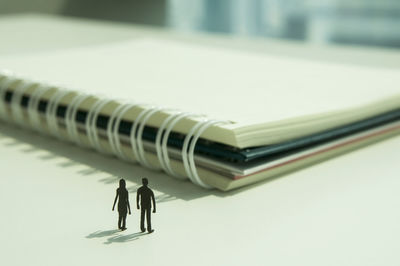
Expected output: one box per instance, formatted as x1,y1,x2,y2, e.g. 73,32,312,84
0,14,400,266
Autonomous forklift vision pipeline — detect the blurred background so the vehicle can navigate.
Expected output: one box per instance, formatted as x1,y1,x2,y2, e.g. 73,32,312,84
1,0,400,48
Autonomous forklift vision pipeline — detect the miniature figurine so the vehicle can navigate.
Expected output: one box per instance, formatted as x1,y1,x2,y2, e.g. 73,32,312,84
136,178,156,233
112,179,131,230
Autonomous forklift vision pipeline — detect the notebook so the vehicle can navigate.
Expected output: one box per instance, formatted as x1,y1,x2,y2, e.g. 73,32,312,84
0,38,399,191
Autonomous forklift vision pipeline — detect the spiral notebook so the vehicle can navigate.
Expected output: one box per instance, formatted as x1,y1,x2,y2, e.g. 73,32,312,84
1,38,400,191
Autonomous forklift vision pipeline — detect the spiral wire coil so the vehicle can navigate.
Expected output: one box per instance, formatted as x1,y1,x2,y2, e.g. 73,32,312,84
0,72,230,189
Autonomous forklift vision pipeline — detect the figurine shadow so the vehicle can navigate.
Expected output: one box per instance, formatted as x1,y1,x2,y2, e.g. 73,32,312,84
0,123,282,201
86,229,120,239
86,229,147,245
104,232,147,245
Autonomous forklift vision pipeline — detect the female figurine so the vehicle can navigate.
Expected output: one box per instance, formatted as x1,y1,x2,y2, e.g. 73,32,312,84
112,179,131,230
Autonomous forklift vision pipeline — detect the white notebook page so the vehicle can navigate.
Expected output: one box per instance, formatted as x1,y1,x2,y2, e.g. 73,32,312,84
1,38,399,127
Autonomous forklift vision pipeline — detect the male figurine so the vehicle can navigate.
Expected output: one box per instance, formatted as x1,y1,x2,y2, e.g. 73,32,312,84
137,178,156,233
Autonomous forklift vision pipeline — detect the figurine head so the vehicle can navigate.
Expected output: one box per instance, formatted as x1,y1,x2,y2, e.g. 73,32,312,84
119,178,126,189
142,178,148,186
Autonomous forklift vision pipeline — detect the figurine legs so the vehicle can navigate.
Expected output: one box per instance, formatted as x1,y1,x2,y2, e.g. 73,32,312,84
140,207,152,233
118,211,127,230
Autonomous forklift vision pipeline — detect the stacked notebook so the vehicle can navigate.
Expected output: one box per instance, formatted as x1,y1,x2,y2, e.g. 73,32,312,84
0,38,399,191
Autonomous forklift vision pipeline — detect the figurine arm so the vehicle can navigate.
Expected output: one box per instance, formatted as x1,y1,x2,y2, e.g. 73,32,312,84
112,190,118,211
151,191,156,213
136,189,140,209
127,193,131,214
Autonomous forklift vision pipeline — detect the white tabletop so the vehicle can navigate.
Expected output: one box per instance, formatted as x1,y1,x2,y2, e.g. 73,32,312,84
0,14,399,266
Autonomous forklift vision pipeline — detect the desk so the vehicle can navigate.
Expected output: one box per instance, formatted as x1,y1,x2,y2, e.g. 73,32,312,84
0,14,399,266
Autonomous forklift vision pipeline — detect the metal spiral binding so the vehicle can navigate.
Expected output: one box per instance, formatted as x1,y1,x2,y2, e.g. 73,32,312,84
85,98,114,153
0,71,232,189
27,83,50,132
155,111,198,179
109,103,139,161
46,89,71,138
65,93,91,145
0,74,17,119
182,119,227,188
10,80,34,127
130,106,164,169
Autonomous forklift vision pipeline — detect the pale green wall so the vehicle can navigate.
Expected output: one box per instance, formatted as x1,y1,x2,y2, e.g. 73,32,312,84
0,0,166,26
0,0,64,15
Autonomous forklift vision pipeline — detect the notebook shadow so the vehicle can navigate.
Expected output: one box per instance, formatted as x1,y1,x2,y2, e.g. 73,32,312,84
0,123,228,200
0,123,277,201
